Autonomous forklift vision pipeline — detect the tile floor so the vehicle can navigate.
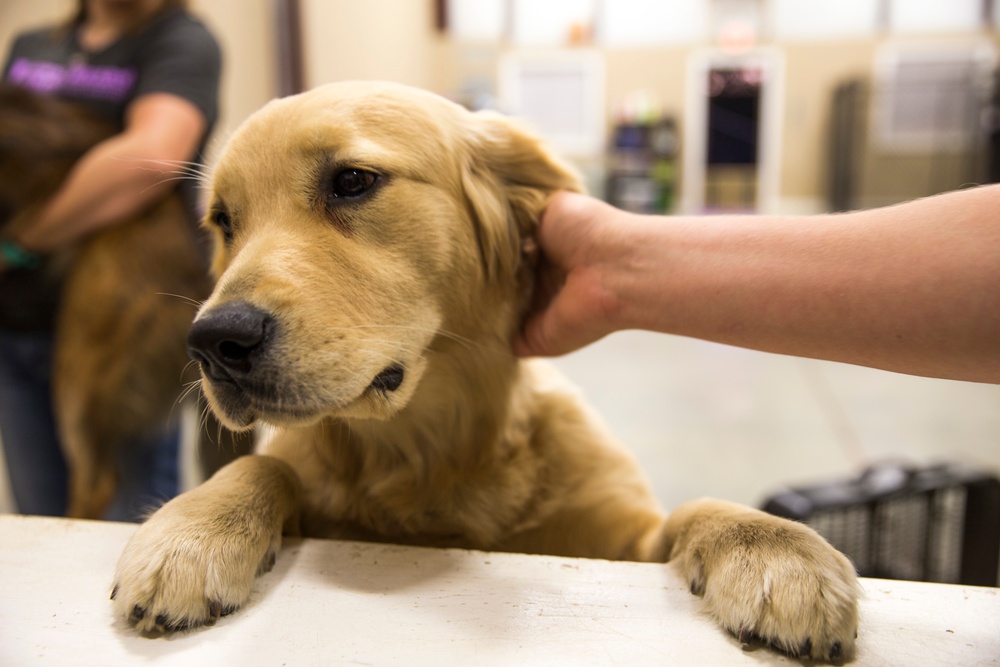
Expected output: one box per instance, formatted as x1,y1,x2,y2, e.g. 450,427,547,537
548,332,1000,512
1,331,998,517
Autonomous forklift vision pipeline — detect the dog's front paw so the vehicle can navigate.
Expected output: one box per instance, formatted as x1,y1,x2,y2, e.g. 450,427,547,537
668,501,860,662
690,521,858,661
111,491,282,633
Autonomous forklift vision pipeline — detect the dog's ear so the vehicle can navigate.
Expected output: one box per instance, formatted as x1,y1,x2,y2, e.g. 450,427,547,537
461,111,584,284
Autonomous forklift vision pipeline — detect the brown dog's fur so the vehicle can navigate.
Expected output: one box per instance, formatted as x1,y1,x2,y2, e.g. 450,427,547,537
0,86,249,518
112,82,859,661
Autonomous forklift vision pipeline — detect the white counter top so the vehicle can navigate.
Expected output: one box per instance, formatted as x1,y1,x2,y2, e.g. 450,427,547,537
0,514,997,666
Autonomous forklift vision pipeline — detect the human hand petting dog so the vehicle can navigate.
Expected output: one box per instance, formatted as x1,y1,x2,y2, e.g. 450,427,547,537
111,82,860,662
516,188,1000,383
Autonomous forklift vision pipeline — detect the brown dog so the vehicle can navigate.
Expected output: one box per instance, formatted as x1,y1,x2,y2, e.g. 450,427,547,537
112,81,859,661
0,86,248,518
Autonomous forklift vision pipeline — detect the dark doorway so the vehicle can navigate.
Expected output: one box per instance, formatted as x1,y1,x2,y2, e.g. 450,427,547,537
705,66,762,211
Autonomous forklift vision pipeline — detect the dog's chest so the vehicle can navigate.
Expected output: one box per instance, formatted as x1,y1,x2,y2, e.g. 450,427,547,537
300,443,540,549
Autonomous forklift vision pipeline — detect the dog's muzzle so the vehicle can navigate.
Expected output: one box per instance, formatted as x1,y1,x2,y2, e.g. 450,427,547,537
188,301,407,401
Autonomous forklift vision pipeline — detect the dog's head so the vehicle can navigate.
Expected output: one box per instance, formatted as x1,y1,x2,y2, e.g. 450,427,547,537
189,81,581,430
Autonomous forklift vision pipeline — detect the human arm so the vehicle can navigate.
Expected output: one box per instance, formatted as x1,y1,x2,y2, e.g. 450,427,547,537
514,187,1000,383
12,92,205,254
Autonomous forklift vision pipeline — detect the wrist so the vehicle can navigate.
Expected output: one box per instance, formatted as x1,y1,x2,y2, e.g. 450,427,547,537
598,209,670,333
0,238,43,270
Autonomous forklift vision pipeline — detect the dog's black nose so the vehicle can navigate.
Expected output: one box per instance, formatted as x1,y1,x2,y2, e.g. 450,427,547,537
187,302,273,380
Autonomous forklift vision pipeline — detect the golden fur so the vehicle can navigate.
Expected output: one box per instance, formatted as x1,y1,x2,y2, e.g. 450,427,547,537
112,81,859,661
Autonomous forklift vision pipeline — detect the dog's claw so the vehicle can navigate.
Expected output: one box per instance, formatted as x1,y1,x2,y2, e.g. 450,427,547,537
208,599,223,620
130,604,146,623
734,624,848,661
257,548,277,575
110,584,118,601
829,641,842,661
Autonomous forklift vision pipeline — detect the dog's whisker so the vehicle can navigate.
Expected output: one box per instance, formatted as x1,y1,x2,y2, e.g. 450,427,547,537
113,156,214,194
200,403,213,433
196,401,218,446
177,361,203,390
137,162,211,179
315,334,420,365
322,332,470,361
156,292,205,309
117,155,212,174
317,323,517,358
176,379,203,407
158,173,210,187
340,346,407,368
139,174,211,194
344,338,413,354
338,324,478,349
115,156,213,188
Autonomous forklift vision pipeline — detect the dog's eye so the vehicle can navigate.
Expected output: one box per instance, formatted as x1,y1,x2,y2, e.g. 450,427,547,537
331,169,377,199
211,208,233,240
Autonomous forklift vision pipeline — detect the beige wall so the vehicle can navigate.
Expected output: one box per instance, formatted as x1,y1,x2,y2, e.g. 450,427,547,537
777,41,874,203
300,0,448,91
190,0,276,160
0,0,71,53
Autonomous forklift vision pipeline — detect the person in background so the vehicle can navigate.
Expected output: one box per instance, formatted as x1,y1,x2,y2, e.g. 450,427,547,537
0,0,221,519
514,187,1000,385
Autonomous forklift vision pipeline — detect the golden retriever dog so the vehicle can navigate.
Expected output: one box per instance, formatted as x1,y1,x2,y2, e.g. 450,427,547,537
0,86,249,518
112,81,859,661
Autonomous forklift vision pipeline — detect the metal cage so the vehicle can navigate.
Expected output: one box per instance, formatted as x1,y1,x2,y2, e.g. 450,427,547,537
762,463,1000,587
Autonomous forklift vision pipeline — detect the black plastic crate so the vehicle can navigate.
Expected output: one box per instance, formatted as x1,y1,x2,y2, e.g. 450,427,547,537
762,463,1000,587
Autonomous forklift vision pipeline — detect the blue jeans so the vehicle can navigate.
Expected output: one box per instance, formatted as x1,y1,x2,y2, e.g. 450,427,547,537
0,330,179,521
